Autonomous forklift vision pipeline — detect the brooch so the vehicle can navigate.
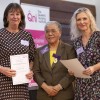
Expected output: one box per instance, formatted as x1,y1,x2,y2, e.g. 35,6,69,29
54,58,58,63
53,54,61,63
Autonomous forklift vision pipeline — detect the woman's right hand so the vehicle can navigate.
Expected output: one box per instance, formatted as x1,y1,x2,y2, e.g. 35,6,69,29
68,70,74,76
0,67,16,77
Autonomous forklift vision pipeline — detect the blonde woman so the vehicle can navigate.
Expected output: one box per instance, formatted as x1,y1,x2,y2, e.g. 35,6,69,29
70,7,100,100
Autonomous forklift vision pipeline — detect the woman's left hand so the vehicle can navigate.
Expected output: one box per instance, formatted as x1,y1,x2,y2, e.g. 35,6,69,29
26,71,33,80
83,66,95,75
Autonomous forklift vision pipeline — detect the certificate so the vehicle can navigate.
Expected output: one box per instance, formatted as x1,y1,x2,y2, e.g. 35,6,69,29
60,58,91,78
10,54,30,85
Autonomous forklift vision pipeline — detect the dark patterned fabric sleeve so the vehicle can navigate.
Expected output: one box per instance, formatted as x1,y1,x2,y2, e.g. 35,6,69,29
94,31,100,62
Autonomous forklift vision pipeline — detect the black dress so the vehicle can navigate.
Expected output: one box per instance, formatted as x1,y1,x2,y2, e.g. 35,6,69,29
0,28,36,100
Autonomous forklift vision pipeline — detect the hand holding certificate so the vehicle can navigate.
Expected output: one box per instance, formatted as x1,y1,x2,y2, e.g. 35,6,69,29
10,54,30,85
60,58,91,78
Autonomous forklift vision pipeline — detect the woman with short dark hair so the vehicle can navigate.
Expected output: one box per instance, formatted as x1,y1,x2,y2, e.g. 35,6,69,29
33,21,76,100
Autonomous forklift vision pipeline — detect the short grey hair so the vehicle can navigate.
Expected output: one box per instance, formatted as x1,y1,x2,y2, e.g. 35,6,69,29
70,7,99,40
44,21,62,33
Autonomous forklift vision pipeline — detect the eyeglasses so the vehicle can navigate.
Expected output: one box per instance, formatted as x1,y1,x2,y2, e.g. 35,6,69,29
45,29,59,34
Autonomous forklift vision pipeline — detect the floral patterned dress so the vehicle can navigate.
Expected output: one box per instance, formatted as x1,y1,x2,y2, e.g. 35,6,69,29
73,31,100,100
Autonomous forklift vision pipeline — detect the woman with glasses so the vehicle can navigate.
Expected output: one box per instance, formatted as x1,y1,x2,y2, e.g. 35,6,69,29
33,21,76,100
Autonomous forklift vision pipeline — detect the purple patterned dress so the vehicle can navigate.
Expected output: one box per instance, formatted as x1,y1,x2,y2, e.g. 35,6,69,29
73,31,100,100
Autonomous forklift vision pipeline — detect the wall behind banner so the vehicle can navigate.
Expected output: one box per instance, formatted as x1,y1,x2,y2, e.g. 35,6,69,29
21,0,96,44
63,0,95,5
62,0,100,31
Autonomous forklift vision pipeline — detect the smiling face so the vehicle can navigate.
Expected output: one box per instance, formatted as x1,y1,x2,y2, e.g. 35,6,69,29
45,24,61,45
76,12,91,32
7,9,21,28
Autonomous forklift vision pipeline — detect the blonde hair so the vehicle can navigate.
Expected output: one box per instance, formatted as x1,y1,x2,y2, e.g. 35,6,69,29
70,7,99,40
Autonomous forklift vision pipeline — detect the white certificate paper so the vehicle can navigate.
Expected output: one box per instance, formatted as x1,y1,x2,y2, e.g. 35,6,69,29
10,54,30,85
60,58,91,78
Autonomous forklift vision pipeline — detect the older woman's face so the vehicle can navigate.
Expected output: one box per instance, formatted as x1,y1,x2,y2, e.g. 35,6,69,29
7,9,21,27
76,12,91,32
45,24,61,45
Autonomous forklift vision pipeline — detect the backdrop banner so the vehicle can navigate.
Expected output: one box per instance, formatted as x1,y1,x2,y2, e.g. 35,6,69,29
21,3,50,90
21,3,50,48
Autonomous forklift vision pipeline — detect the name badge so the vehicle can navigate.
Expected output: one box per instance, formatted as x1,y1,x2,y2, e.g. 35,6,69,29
76,47,84,55
21,40,29,46
40,46,49,54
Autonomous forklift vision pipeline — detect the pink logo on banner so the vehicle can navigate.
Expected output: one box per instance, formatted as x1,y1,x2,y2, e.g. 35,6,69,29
26,29,47,48
27,12,37,22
